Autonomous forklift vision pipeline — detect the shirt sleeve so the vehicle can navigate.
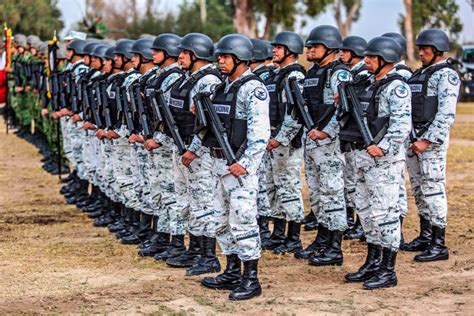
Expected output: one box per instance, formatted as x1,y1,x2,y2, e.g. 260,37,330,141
273,70,304,146
422,69,460,145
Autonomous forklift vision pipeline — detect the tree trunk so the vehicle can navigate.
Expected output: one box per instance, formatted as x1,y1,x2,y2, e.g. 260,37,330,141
403,0,415,62
199,0,207,26
145,0,154,19
232,0,257,37
333,0,360,37
262,1,274,39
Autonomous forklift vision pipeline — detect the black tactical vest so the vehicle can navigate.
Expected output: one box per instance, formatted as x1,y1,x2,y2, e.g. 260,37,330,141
303,60,348,129
253,65,272,80
107,70,139,129
168,67,221,141
408,62,456,128
339,74,404,146
265,63,306,135
202,74,263,155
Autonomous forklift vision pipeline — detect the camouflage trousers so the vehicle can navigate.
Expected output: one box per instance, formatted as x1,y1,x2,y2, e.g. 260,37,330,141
353,150,403,251
212,157,261,261
183,149,220,238
305,138,347,231
398,168,408,218
113,137,134,206
262,146,304,222
128,144,149,211
81,132,98,182
148,138,185,235
406,147,448,228
101,139,116,200
70,122,86,179
343,150,357,209
61,117,74,164
256,152,272,217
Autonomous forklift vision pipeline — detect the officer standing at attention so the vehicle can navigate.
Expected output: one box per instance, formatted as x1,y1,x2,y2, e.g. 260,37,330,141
342,37,411,289
261,31,306,254
338,35,368,241
294,26,351,266
199,34,270,301
405,29,460,262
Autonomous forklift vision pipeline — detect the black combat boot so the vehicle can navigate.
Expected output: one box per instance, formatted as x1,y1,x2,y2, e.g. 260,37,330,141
400,216,432,252
257,216,271,245
273,221,302,254
201,254,241,290
139,232,171,257
154,235,186,261
61,170,76,183
166,234,202,267
116,209,140,239
414,225,449,262
186,237,221,276
345,243,382,282
139,215,160,249
94,201,120,227
363,248,397,289
294,224,329,259
229,259,262,300
121,213,153,245
308,230,343,266
343,216,365,240
262,218,286,250
108,204,128,233
303,211,318,231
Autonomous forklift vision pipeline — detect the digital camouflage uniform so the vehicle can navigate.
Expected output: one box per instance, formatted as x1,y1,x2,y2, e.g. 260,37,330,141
353,70,411,250
304,65,351,231
406,60,460,228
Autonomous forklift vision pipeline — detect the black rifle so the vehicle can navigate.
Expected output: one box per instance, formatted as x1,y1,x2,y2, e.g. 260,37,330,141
132,84,152,138
97,82,112,129
90,83,103,128
194,93,244,186
114,86,124,128
338,82,374,147
58,73,68,110
119,87,135,132
153,90,193,172
148,90,163,130
69,74,79,113
284,77,315,130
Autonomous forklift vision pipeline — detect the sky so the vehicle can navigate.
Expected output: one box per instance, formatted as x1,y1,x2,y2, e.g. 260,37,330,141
57,0,474,43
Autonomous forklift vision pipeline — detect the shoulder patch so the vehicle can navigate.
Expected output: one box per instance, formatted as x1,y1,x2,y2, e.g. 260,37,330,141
394,85,409,98
254,86,268,101
448,73,459,85
337,71,350,82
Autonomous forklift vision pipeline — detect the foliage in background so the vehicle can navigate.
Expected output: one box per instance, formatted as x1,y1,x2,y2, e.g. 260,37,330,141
0,0,63,40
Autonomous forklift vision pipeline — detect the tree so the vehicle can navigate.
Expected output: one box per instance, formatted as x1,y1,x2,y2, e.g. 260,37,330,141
333,0,361,37
399,0,463,58
0,0,63,40
231,0,334,39
403,0,415,62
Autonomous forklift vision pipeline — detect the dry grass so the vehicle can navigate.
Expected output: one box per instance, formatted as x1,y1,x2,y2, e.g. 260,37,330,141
0,112,473,314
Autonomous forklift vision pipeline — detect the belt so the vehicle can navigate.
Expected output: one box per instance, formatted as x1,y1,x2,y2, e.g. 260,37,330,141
209,147,226,159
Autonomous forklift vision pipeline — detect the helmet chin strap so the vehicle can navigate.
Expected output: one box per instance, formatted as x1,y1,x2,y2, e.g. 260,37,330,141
346,51,355,64
373,56,387,75
278,47,293,64
426,47,442,67
314,47,334,64
229,55,243,76
155,51,168,67
187,53,197,71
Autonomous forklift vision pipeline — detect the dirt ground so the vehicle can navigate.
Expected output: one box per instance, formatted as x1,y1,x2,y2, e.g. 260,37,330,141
0,104,473,315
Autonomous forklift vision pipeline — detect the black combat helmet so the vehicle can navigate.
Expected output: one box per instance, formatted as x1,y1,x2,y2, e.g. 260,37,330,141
104,46,116,60
305,25,342,49
130,38,153,60
382,32,407,55
364,36,402,63
250,39,268,61
415,28,450,52
215,34,254,61
178,33,215,61
67,39,88,55
91,44,111,60
272,31,304,54
114,39,135,59
341,36,368,57
83,41,102,56
152,33,182,57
